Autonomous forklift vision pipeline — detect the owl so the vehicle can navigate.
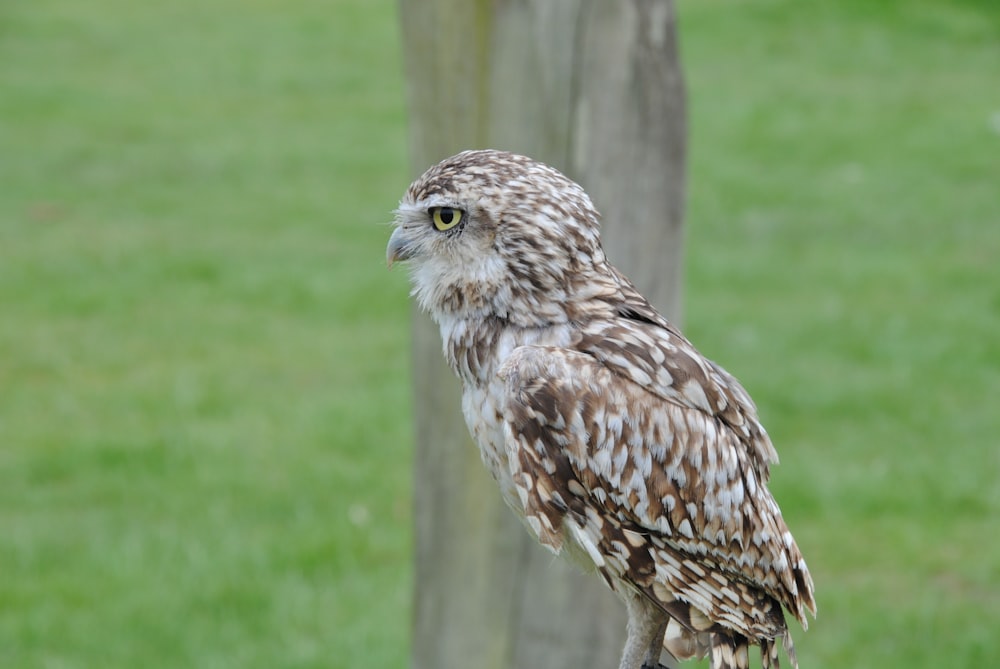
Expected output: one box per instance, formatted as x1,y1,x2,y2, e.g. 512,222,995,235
387,150,815,669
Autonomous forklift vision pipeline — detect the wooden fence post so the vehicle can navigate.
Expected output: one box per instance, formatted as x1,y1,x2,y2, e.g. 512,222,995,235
397,2,686,667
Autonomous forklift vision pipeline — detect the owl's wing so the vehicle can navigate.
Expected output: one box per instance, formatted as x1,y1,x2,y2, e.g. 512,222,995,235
578,314,781,483
497,338,816,640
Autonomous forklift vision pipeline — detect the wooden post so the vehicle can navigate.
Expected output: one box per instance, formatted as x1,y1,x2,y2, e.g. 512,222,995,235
398,2,686,668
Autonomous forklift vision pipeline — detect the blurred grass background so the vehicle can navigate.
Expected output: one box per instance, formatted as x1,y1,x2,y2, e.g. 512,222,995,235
0,0,997,668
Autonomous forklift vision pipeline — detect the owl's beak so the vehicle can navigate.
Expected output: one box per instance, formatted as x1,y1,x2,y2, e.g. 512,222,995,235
386,227,416,268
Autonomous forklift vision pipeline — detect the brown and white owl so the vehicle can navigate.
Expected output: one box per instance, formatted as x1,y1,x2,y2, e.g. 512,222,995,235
387,150,816,669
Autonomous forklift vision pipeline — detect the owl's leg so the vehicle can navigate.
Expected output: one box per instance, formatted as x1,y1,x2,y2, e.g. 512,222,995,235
619,591,670,669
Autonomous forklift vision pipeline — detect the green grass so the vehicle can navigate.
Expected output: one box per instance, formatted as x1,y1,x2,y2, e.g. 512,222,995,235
0,1,411,667
1,0,998,668
678,1,1000,666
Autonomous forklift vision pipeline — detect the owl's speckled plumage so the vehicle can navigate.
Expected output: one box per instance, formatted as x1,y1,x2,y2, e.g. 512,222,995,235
388,150,816,669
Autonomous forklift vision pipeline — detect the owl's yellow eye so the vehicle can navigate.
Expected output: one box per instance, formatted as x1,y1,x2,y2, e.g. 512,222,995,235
430,206,463,232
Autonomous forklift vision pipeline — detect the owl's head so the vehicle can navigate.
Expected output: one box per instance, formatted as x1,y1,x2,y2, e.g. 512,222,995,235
387,150,615,327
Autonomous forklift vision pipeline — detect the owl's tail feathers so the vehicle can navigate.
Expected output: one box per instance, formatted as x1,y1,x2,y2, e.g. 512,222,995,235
776,628,799,669
708,630,798,669
656,597,800,669
709,634,750,669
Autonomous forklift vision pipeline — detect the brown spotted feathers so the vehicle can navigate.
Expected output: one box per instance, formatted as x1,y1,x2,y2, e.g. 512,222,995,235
388,150,816,669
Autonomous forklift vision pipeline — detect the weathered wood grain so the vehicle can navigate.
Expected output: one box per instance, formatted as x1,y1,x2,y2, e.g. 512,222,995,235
398,2,686,667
